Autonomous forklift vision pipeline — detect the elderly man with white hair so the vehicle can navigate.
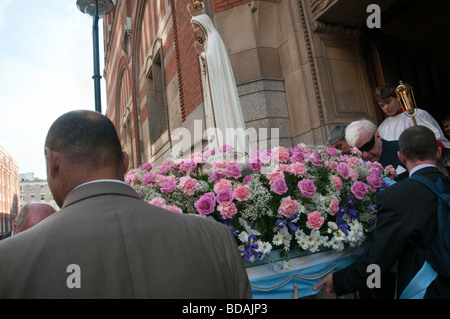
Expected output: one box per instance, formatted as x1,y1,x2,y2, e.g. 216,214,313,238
345,119,408,181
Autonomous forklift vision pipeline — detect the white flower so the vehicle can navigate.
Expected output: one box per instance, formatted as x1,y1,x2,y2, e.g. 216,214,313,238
329,238,345,251
257,240,272,254
334,229,346,242
280,260,293,270
295,229,305,240
238,231,249,243
327,221,338,233
272,233,283,246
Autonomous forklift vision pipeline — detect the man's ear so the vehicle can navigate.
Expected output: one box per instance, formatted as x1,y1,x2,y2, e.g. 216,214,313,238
436,146,442,161
121,151,129,176
398,151,406,165
44,147,60,178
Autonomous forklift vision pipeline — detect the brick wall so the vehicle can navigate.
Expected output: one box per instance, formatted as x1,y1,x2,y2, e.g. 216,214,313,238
103,0,250,167
173,0,203,120
211,0,250,14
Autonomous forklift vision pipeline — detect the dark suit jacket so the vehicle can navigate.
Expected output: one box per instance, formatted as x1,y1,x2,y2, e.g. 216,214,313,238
0,181,252,298
378,139,408,181
333,166,450,298
0,230,12,240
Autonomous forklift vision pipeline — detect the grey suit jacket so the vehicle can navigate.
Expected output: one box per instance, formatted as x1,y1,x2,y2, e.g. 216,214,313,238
0,180,252,298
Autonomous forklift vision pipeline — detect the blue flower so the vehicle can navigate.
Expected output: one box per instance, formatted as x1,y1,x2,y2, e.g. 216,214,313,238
348,208,359,219
346,196,356,207
275,213,299,234
240,235,262,261
276,219,285,229
338,206,348,215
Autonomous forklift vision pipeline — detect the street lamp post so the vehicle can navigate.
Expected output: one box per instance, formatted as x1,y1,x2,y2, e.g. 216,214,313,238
76,0,115,113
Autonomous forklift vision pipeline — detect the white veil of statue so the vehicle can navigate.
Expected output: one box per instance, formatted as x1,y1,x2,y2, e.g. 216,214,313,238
191,13,248,156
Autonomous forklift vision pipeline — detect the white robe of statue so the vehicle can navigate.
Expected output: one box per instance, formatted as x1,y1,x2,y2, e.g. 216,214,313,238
191,14,248,156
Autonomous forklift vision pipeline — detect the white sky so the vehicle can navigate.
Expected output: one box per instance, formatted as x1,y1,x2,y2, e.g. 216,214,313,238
0,0,107,180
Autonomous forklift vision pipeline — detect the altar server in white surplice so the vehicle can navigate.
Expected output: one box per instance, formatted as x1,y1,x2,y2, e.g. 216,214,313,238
375,83,450,149
190,9,248,157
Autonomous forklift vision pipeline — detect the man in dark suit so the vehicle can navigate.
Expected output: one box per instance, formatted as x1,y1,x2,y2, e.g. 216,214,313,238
314,125,450,298
0,230,12,240
0,110,251,298
345,119,408,181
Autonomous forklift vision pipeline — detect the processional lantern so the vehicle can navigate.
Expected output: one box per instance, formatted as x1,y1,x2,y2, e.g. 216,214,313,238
395,81,418,126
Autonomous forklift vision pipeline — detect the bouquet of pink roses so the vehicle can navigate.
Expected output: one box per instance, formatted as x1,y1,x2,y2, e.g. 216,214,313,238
126,144,396,263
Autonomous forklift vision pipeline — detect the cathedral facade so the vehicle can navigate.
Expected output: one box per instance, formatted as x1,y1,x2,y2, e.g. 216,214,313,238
103,0,450,170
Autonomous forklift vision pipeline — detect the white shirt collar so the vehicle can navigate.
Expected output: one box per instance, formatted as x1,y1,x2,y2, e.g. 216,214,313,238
74,179,128,190
409,164,436,177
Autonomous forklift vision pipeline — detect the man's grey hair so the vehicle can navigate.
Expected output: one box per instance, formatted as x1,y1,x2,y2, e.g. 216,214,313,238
327,125,347,146
345,119,378,147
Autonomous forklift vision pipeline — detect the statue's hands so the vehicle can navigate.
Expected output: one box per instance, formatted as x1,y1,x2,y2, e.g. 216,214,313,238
194,41,204,55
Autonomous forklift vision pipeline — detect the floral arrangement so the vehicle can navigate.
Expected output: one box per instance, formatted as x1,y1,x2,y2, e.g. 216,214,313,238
125,144,396,263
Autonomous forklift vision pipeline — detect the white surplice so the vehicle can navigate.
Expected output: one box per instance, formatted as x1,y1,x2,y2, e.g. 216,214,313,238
378,108,450,148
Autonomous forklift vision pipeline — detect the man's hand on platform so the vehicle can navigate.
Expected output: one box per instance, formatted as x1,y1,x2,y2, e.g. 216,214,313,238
313,273,335,294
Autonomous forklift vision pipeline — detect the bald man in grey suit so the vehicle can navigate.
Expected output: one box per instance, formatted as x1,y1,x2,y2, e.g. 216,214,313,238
0,110,251,298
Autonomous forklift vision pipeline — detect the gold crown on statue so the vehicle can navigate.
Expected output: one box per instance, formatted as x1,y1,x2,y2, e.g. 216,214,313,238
188,0,205,17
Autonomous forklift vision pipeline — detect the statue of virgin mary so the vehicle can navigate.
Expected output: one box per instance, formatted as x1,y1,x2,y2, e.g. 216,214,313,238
189,3,248,157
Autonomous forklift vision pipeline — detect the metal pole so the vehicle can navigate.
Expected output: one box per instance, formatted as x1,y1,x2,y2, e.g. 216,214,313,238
92,0,102,113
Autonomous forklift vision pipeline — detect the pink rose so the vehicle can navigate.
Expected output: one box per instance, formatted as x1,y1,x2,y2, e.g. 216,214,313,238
308,152,322,166
290,150,306,163
290,162,307,177
191,152,207,164
351,181,369,200
157,164,171,175
226,163,243,179
141,171,155,185
234,184,250,201
218,202,238,219
214,179,232,193
298,179,316,198
178,175,200,195
337,163,350,179
271,177,288,195
325,147,338,157
273,146,290,163
248,159,263,172
141,162,153,171
306,211,324,230
348,157,362,166
332,175,343,191
325,160,338,171
211,159,228,175
351,147,362,157
125,169,142,186
220,144,234,153
194,192,216,215
384,164,397,180
243,175,253,183
267,170,284,183
278,196,299,218
160,180,177,193
166,205,183,214
216,188,234,204
367,172,381,191
179,160,197,173
148,197,166,207
328,198,339,215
